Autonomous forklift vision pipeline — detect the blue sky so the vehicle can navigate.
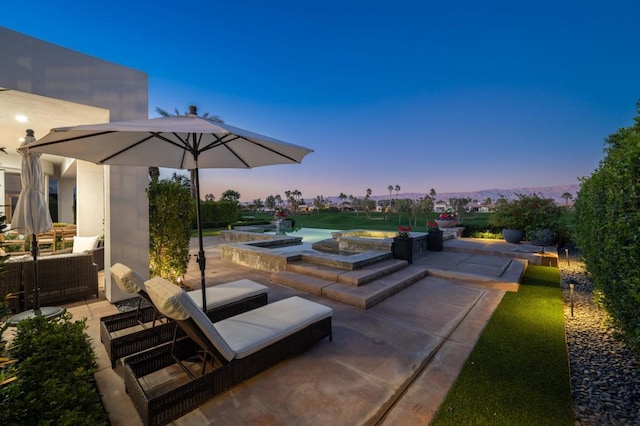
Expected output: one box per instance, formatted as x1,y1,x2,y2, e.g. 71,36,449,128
3,1,639,201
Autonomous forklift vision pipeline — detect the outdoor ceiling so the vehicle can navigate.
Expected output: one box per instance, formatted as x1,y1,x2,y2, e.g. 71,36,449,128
0,88,109,176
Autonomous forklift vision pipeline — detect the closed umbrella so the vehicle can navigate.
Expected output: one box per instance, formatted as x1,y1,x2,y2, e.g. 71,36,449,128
28,106,313,310
9,129,64,324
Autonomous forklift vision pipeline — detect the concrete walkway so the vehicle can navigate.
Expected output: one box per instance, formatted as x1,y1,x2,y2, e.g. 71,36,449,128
56,237,553,425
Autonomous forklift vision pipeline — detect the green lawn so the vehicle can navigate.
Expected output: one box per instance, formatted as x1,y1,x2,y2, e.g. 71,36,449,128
430,266,573,425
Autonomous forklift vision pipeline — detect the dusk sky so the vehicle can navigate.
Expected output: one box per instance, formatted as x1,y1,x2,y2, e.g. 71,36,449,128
3,1,639,202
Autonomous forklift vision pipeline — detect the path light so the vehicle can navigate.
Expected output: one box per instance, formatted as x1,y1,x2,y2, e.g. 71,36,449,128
565,248,570,267
568,280,576,317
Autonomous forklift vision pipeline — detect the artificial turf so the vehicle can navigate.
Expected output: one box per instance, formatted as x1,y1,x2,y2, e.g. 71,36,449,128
430,265,573,425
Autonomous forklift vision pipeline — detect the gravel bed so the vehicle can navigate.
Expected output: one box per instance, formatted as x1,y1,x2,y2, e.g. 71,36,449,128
559,260,640,425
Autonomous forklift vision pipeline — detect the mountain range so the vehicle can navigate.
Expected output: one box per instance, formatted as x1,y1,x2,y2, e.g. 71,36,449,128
326,184,580,204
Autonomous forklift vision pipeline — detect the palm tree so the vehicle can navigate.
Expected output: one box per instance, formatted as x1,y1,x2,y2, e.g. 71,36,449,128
284,190,292,208
275,194,282,207
339,192,347,211
561,192,573,207
395,185,401,200
154,106,223,199
365,188,373,218
429,188,436,201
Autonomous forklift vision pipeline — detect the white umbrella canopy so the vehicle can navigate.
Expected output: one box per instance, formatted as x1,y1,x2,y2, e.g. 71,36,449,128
11,129,54,315
28,111,312,169
27,107,314,310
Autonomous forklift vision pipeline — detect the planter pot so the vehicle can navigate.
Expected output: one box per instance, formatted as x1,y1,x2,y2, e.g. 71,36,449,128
530,228,557,246
393,237,413,264
435,219,458,228
427,230,444,252
502,228,524,244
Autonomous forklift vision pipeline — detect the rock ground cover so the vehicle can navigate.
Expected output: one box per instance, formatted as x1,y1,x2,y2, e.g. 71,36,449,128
559,257,640,425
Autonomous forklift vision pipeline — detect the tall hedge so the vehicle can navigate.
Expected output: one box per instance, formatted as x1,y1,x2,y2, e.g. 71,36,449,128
574,101,640,355
195,200,240,229
148,174,192,283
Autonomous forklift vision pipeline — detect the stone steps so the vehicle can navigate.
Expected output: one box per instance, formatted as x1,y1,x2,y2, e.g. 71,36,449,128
271,263,429,309
286,258,408,286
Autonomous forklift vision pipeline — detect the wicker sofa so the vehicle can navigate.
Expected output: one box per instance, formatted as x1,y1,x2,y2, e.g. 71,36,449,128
1,252,99,312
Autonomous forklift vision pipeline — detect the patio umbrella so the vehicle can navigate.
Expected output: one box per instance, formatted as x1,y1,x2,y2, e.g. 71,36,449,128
10,129,63,322
27,106,313,311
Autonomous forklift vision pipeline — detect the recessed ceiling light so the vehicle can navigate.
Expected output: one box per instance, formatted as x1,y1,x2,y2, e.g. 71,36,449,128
15,114,28,123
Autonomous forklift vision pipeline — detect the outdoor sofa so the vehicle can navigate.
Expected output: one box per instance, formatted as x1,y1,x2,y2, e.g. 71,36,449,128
1,251,98,312
100,263,269,367
124,276,333,426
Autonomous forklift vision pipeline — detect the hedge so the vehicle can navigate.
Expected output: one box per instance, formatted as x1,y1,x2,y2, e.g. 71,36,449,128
574,101,640,355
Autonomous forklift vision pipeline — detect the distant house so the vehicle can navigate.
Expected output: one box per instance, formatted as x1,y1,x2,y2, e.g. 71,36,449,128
465,201,493,213
434,201,448,213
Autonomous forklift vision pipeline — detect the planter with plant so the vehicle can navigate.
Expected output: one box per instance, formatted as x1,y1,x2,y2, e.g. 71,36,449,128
393,226,414,263
435,212,458,228
426,220,444,251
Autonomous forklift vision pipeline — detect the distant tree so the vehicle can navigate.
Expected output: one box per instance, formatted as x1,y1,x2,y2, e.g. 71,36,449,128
420,196,434,218
204,193,215,202
395,185,401,200
395,198,412,225
265,195,276,210
449,197,472,223
365,188,373,218
429,188,436,201
274,194,282,207
251,198,264,211
284,190,292,207
561,192,573,207
220,189,240,202
484,197,492,206
313,195,324,212
339,192,347,211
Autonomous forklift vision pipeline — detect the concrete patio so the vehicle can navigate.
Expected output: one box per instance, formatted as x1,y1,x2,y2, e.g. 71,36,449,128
57,236,554,425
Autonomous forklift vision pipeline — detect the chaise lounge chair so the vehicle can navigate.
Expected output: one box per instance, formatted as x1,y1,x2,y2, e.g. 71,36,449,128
100,263,268,367
123,276,333,426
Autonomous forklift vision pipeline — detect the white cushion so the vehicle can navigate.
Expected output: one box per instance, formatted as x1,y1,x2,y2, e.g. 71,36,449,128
145,277,236,361
187,279,267,310
72,235,100,253
110,263,146,294
214,296,333,359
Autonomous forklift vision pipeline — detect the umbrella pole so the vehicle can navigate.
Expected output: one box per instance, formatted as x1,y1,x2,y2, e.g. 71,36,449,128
31,233,41,314
193,165,207,312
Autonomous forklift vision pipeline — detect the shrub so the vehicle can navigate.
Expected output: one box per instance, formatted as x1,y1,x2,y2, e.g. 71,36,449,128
0,313,108,425
148,173,192,283
574,101,640,355
489,193,566,240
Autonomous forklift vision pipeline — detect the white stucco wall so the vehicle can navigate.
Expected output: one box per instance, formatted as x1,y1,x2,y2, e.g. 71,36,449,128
0,27,149,302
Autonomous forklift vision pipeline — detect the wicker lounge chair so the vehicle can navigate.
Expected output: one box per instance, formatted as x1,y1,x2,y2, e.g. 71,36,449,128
100,263,268,367
124,277,333,426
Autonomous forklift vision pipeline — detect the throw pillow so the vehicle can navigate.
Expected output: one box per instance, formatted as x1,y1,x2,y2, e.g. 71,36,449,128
72,235,100,253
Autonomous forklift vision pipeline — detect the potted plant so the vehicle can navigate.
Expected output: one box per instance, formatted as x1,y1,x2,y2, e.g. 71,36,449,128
274,207,288,221
489,196,527,243
393,225,413,264
489,194,563,245
435,212,458,228
426,220,443,251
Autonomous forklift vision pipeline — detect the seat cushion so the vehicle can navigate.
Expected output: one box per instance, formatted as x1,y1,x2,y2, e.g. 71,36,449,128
110,263,146,294
145,277,236,361
187,279,267,310
214,296,333,359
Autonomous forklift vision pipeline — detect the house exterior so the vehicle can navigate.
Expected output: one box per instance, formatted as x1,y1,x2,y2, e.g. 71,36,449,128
0,27,149,302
